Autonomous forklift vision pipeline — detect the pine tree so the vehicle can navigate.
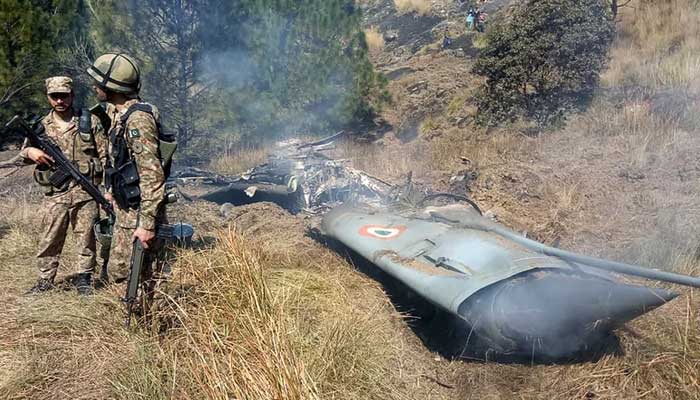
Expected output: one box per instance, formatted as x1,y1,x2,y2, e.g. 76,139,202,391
91,0,207,148
0,0,53,116
91,0,387,149
205,0,387,141
0,0,94,122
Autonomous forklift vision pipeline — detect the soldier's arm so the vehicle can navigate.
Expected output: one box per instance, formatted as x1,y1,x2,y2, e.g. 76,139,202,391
18,116,51,163
125,111,165,231
91,115,108,167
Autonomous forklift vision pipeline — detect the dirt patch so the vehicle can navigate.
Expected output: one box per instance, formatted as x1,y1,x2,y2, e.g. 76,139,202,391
385,66,417,80
449,33,480,57
220,202,315,254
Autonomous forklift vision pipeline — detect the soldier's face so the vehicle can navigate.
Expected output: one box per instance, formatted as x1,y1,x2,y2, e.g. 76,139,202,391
93,85,107,102
47,92,73,112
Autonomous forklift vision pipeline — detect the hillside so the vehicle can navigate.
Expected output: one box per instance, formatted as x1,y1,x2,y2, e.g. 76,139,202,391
1,0,700,399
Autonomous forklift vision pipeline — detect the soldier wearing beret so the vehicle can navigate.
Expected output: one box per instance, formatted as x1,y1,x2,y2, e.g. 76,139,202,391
19,76,107,295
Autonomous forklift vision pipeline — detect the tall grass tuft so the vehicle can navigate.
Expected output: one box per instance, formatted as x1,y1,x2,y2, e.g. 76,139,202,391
209,146,269,175
393,0,431,15
365,26,386,54
118,230,405,399
603,0,700,92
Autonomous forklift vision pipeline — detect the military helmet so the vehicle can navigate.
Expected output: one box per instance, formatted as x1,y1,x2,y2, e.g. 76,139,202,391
87,53,141,94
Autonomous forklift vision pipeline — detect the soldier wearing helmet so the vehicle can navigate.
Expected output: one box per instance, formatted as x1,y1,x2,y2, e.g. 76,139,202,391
18,76,107,295
87,54,173,294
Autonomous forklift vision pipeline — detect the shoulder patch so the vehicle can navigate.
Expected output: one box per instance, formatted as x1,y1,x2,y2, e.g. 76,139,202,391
131,141,144,154
129,128,141,138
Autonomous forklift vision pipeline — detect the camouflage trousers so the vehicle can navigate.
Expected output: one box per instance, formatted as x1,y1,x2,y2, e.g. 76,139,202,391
107,208,168,284
37,198,98,280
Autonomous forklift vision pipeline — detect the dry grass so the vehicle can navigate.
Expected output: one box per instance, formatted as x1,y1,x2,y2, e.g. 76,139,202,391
0,177,155,400
603,0,700,92
336,138,437,180
365,26,386,54
140,233,320,399
433,128,523,167
393,0,431,16
137,230,408,399
208,146,269,175
0,185,415,399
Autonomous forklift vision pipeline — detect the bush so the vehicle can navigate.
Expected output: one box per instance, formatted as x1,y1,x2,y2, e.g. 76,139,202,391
473,0,615,127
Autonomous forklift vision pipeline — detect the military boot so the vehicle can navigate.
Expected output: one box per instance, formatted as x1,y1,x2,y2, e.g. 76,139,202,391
25,278,55,295
75,273,93,296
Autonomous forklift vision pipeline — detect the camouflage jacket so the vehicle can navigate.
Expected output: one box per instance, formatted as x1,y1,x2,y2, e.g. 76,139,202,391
106,99,166,231
19,109,107,203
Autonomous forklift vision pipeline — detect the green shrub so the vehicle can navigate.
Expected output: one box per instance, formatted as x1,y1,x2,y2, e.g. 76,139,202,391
473,0,615,127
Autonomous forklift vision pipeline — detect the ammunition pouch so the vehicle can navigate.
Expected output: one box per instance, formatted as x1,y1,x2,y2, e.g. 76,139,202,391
107,160,141,210
94,217,113,248
75,158,103,182
91,158,104,182
79,108,92,134
116,102,177,179
158,139,177,179
33,164,71,195
78,131,93,143
78,160,91,175
106,102,177,211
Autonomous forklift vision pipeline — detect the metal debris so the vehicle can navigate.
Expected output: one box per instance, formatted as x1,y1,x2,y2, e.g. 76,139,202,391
172,132,394,213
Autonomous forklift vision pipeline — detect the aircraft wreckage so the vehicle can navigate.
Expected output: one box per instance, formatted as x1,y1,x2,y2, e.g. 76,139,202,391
174,133,700,360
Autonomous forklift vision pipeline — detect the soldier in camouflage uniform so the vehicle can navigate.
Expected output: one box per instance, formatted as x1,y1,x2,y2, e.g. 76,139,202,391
87,54,170,291
19,77,107,295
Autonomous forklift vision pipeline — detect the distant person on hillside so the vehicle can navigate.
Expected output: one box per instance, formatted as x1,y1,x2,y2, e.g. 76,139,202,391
466,9,475,30
442,27,453,49
476,10,487,32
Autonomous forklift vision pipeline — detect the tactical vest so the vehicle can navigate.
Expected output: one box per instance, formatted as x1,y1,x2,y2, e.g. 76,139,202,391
34,109,104,196
106,102,176,210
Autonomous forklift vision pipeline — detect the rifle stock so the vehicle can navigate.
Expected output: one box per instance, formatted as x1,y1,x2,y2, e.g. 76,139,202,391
123,224,175,328
123,238,145,328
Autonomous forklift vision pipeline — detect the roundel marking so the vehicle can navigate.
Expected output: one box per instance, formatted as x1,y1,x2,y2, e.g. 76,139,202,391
359,225,407,240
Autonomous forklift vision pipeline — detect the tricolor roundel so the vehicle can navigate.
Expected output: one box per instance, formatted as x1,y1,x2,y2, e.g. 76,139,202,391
359,225,407,240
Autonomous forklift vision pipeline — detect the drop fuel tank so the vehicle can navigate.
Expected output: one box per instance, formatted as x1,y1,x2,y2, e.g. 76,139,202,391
322,202,684,359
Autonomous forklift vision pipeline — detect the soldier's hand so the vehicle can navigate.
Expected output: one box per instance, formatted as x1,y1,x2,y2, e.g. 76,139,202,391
25,148,54,166
133,227,155,249
104,192,116,208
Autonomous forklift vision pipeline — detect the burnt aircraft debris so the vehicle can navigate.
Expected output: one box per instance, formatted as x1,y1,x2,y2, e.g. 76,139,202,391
172,133,392,214
175,133,698,360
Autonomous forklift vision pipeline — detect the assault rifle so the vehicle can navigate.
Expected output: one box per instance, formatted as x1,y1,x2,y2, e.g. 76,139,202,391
123,223,175,328
5,115,115,220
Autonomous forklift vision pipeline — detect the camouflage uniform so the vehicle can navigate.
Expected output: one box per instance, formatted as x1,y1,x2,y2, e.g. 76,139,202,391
18,78,107,281
105,99,167,282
